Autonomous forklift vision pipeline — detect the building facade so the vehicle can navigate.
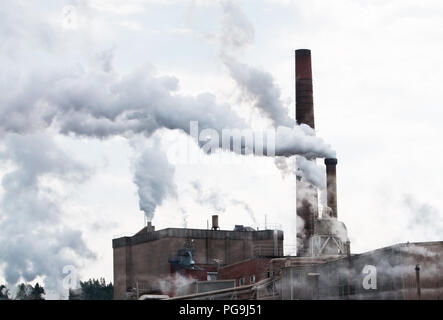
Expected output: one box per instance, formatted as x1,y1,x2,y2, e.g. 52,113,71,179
113,222,283,299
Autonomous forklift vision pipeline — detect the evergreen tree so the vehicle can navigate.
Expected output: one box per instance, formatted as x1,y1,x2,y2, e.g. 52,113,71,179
15,283,45,300
77,278,113,300
0,284,10,300
31,283,45,300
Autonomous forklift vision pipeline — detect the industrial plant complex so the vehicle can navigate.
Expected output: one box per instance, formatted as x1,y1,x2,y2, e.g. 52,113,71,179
113,50,443,300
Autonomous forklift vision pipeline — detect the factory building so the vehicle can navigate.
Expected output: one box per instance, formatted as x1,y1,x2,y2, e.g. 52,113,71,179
112,49,443,300
113,217,283,299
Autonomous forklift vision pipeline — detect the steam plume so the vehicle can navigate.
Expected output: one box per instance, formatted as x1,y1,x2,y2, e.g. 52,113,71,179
133,146,177,221
0,134,95,294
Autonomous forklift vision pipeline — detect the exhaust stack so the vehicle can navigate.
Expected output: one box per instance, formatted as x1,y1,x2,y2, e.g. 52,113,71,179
324,158,338,218
147,221,155,232
295,49,318,256
296,49,315,129
211,215,220,230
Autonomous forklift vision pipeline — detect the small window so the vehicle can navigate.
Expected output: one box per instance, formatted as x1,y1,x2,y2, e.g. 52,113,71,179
239,278,245,286
207,272,217,281
250,275,256,284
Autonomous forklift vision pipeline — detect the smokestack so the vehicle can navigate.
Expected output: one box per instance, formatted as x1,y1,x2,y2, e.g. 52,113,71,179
211,215,219,230
324,158,338,218
295,49,318,256
147,221,155,232
295,49,315,129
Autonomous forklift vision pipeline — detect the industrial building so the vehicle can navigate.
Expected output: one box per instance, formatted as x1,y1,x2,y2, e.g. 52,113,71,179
113,218,283,299
113,49,443,300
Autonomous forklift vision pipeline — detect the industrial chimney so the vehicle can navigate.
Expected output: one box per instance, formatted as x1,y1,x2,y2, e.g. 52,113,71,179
324,158,338,218
211,215,220,230
295,49,318,256
147,221,155,232
296,49,315,129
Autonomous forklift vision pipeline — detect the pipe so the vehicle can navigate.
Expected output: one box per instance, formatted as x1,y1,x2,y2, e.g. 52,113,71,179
273,230,278,256
415,264,421,300
324,158,338,218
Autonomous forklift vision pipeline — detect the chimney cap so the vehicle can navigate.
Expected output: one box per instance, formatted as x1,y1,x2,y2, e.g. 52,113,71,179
295,49,311,55
325,158,338,165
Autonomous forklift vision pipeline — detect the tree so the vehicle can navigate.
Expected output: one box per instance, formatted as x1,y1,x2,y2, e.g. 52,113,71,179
69,278,113,300
31,283,45,300
0,284,10,300
15,283,45,300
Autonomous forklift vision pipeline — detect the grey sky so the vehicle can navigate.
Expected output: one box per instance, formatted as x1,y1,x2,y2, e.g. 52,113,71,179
1,0,442,298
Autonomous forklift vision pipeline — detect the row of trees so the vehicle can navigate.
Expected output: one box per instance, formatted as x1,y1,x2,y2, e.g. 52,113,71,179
70,278,113,300
0,283,45,300
0,278,113,300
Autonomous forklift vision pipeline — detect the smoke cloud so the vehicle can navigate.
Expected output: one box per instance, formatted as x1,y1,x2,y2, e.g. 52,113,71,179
403,194,443,239
217,3,333,185
220,0,255,50
190,180,257,225
0,134,95,294
223,56,294,128
133,146,177,221
0,0,336,296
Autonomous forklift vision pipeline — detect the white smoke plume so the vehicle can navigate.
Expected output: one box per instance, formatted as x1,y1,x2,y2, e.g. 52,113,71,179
190,180,257,225
220,0,255,51
133,146,177,221
223,56,294,128
0,134,95,294
191,180,227,213
180,208,189,228
0,1,336,297
403,194,443,239
216,2,333,185
230,199,257,225
295,156,326,189
157,273,197,297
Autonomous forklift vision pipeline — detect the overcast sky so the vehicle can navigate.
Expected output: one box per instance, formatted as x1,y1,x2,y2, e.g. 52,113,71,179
1,0,443,299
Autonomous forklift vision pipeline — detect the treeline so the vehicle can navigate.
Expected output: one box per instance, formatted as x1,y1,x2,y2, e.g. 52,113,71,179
0,283,45,300
69,278,113,300
0,278,113,300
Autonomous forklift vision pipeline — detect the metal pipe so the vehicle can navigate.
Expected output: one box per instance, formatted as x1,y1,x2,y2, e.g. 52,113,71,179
415,264,421,300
